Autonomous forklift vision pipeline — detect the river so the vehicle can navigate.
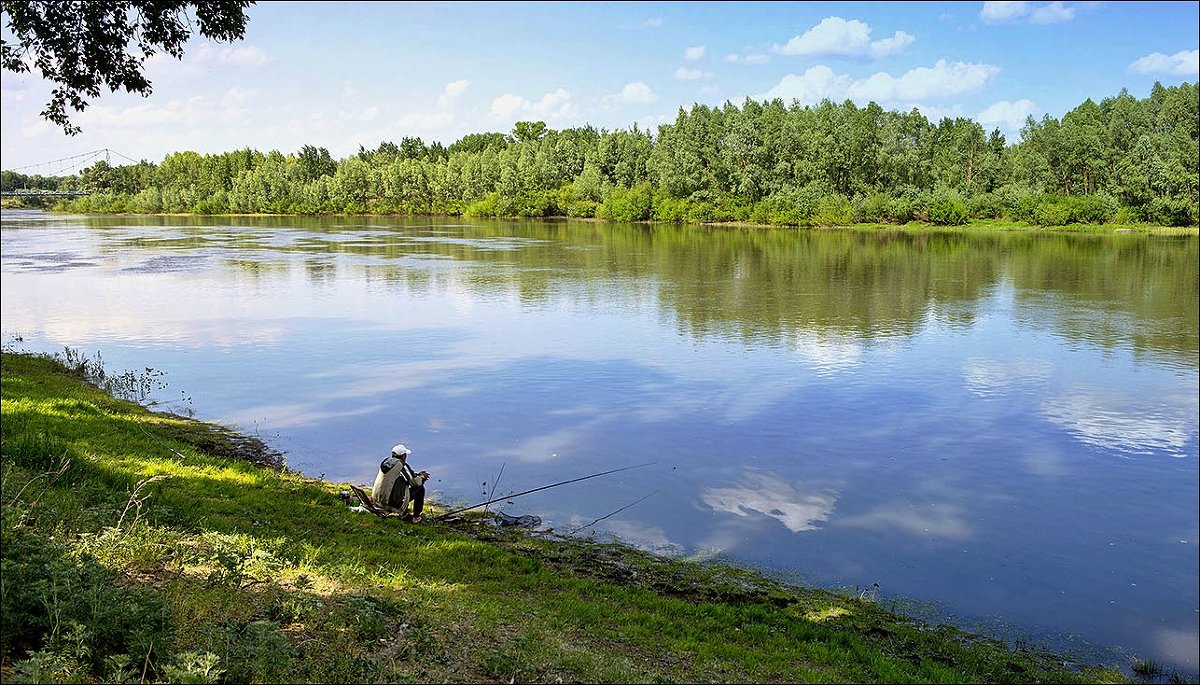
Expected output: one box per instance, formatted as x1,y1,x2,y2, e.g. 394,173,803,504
1,209,1197,674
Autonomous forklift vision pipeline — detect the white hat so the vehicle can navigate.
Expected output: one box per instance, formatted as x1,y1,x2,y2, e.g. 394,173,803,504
391,444,411,457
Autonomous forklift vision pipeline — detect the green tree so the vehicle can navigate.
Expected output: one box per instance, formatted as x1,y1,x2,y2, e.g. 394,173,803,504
108,160,156,195
1061,99,1106,195
512,121,548,144
571,162,608,202
330,157,376,210
380,158,431,212
448,132,510,155
1,1,254,134
79,160,113,194
930,117,999,195
876,108,933,191
296,145,336,182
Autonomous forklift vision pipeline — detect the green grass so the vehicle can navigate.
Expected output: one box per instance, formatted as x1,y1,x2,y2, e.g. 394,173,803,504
1,350,1133,683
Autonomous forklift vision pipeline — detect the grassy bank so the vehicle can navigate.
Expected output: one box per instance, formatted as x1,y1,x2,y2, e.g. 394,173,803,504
1,350,1131,683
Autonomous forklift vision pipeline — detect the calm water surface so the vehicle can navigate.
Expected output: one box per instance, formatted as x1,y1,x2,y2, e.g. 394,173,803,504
2,210,1197,673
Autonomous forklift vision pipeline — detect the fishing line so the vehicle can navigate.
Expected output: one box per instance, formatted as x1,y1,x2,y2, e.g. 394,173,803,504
434,461,656,520
565,489,658,535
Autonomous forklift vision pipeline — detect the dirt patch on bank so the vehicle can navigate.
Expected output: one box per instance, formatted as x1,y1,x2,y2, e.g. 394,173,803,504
156,411,287,470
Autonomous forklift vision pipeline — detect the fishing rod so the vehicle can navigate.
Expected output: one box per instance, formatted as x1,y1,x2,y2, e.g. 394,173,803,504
434,462,656,520
566,489,658,535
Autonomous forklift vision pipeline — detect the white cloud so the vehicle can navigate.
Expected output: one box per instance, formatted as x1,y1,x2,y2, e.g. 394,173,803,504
981,1,1077,24
1041,387,1197,458
981,1,1030,22
344,80,471,144
839,501,972,541
962,356,1051,397
1128,49,1200,76
490,94,527,118
870,31,917,56
489,88,577,120
18,116,53,138
219,45,273,67
976,99,1039,132
634,113,674,134
222,401,382,430
436,79,470,107
1030,1,1075,23
763,60,999,105
605,81,657,105
192,42,272,67
702,473,839,533
684,45,706,61
643,17,662,27
442,79,470,99
674,67,711,81
394,109,455,131
774,16,915,59
79,101,181,128
142,51,197,83
137,42,270,86
221,86,250,109
913,102,966,122
76,87,255,131
486,421,603,463
848,60,999,101
0,73,31,102
762,65,853,103
792,331,863,375
725,52,770,65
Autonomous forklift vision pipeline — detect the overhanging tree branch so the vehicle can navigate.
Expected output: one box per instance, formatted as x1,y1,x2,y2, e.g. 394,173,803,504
1,0,254,135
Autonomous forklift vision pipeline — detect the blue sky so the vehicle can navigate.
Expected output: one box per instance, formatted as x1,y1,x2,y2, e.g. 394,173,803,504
2,1,1197,173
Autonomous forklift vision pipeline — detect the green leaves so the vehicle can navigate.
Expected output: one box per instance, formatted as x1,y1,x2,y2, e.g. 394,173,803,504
512,121,548,144
1,1,253,135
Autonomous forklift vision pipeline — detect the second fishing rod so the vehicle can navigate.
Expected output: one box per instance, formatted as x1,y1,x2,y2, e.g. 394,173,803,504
434,461,657,521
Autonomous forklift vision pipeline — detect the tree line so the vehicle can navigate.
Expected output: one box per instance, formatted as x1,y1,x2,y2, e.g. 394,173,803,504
4,81,1197,226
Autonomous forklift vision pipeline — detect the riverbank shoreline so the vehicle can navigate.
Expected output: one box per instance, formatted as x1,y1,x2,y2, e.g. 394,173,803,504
6,203,1196,236
1,348,1151,683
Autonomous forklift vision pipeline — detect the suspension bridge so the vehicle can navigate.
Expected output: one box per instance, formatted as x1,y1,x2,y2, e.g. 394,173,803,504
1,189,90,198
1,148,142,197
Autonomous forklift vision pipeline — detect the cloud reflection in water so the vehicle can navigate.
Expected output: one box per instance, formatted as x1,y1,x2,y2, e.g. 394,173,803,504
837,501,973,541
702,472,838,533
962,357,1053,397
791,331,863,376
1041,386,1198,458
219,401,386,430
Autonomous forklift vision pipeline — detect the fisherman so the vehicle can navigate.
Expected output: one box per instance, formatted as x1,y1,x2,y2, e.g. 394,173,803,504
370,444,430,522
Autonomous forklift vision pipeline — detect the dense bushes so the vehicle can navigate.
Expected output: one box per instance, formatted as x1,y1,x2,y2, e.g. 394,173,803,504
53,183,1176,229
1148,196,1199,226
597,183,654,222
747,185,825,226
813,194,855,226
967,193,1004,220
1028,194,1118,226
926,189,969,226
